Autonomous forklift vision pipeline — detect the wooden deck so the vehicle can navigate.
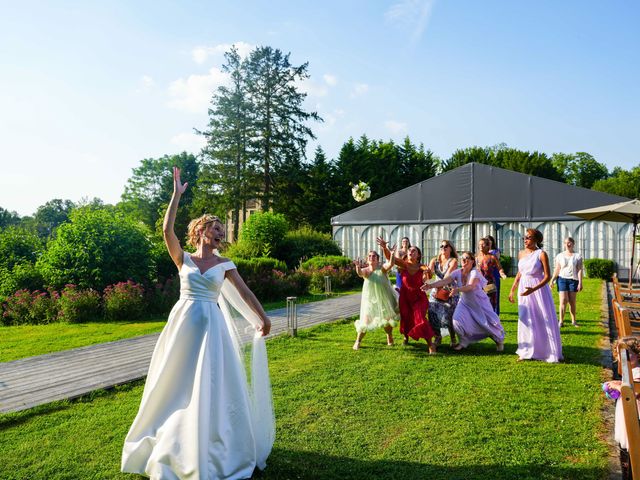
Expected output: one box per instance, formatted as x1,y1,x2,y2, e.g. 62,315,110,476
0,293,361,414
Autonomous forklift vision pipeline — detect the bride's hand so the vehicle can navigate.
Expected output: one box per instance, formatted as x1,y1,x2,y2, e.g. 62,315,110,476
259,319,271,336
173,166,188,195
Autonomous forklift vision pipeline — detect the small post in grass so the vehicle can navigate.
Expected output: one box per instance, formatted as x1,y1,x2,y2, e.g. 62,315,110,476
286,296,298,337
324,275,332,297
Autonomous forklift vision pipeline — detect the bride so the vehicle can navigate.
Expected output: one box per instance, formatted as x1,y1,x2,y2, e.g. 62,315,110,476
121,167,274,479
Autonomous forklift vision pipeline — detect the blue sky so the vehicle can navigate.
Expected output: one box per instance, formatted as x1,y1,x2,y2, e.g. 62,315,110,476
1,0,638,216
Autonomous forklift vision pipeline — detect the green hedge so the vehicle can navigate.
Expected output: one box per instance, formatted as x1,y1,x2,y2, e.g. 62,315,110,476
230,257,308,301
499,255,512,276
583,258,615,280
275,227,342,269
300,255,353,271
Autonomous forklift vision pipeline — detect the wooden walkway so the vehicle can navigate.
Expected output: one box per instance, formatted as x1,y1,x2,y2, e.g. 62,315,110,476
0,293,361,414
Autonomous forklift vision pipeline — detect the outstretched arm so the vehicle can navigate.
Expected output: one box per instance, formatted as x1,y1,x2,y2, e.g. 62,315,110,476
422,275,454,291
163,167,188,269
493,255,507,279
225,269,272,336
381,246,397,274
376,237,392,261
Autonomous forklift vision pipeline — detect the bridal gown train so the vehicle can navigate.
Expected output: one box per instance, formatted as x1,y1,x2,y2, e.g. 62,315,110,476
122,253,274,480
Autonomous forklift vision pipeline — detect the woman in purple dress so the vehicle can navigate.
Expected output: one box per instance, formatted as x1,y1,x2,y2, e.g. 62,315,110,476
423,251,505,352
508,228,563,363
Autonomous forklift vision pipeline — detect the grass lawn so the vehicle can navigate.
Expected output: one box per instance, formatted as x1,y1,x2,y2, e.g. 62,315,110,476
0,291,359,363
0,278,609,479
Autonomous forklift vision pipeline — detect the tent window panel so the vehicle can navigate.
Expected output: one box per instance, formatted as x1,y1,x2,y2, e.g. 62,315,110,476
361,226,386,259
390,226,420,254
538,222,570,263
502,223,528,263
451,225,471,253
423,225,451,261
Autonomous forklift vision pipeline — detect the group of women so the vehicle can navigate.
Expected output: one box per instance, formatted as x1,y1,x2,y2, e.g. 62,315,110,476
353,229,583,364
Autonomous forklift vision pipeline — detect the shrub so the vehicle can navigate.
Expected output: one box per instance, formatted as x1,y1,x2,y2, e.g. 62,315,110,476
0,262,46,297
29,290,60,325
229,257,307,302
103,280,146,320
300,255,353,271
275,227,342,269
499,255,512,276
37,208,153,291
57,285,101,323
232,257,288,277
237,212,288,257
145,276,181,315
1,289,59,326
1,290,32,326
301,256,359,294
0,226,43,271
222,240,254,259
150,241,177,283
584,258,616,280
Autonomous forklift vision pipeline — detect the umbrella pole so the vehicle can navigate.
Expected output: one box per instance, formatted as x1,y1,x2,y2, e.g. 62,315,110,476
631,220,638,289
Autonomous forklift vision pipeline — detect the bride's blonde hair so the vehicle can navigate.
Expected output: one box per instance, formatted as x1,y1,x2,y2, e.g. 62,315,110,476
187,214,221,248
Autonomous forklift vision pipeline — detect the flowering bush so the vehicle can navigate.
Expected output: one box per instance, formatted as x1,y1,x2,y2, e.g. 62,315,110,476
145,276,181,315
57,284,101,323
1,290,32,326
1,289,59,326
300,256,359,294
351,180,371,202
103,280,146,320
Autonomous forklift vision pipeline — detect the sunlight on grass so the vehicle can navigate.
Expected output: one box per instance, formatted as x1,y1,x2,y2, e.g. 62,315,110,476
0,279,609,479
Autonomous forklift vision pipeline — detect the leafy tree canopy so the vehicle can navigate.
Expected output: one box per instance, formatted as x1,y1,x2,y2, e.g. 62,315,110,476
0,207,21,230
592,165,640,199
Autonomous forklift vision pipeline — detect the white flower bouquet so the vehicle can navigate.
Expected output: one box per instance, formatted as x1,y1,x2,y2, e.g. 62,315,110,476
351,181,371,202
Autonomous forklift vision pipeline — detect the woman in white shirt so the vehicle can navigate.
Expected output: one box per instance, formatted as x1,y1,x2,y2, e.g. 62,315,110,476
551,237,583,327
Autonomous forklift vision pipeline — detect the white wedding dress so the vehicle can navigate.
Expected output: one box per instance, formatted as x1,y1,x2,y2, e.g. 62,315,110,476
122,253,275,479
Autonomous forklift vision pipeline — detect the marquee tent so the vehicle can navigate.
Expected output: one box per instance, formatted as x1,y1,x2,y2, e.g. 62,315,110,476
331,163,633,276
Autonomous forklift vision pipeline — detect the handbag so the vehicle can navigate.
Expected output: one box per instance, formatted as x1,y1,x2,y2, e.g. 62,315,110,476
435,287,451,302
483,283,497,295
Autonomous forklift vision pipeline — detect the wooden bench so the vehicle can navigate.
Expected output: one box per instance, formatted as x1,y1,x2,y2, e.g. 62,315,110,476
613,300,640,338
618,342,640,479
613,274,640,307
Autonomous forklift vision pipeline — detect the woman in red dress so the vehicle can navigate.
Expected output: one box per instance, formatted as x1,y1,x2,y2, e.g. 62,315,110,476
377,237,436,354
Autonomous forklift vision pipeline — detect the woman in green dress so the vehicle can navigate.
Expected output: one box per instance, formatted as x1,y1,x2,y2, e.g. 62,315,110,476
353,249,400,350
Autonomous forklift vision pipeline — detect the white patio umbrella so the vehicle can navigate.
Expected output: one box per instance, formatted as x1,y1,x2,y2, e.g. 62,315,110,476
567,199,640,288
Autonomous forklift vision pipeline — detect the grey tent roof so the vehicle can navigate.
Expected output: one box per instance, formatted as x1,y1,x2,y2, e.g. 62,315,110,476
331,162,630,226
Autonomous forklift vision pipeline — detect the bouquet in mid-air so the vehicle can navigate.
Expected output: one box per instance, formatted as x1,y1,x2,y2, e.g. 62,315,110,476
351,181,371,202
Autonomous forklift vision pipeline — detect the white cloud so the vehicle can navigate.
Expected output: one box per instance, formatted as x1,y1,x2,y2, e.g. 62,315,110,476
191,41,254,64
170,132,207,153
350,83,369,98
296,77,329,98
323,74,338,86
140,75,154,89
385,120,408,135
167,67,228,113
385,0,436,42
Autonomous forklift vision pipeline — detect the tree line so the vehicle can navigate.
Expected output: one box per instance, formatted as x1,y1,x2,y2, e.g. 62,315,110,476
1,44,639,293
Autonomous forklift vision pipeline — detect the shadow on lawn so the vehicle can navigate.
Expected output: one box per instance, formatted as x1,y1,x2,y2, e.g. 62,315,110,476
263,448,604,480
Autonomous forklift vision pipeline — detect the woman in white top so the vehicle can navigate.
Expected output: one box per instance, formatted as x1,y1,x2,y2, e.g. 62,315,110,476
550,237,583,327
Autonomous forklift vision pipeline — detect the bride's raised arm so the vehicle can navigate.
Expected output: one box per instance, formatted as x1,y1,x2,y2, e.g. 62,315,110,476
163,167,188,269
